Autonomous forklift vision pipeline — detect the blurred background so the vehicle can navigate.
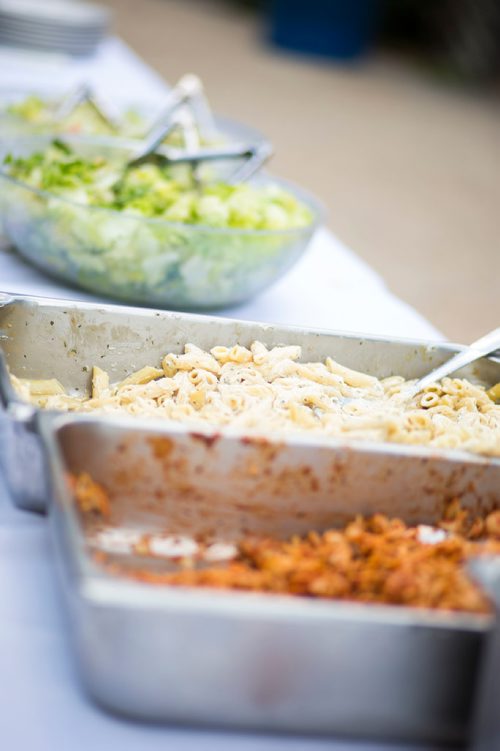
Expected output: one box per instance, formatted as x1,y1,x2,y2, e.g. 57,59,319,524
2,0,500,341
101,0,500,341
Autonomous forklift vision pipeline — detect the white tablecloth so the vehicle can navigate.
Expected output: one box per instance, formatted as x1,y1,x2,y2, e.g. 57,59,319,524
0,36,449,751
0,227,440,340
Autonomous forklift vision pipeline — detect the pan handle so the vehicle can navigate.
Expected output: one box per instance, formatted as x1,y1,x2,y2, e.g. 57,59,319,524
0,339,44,513
0,293,18,410
0,350,17,409
0,293,38,422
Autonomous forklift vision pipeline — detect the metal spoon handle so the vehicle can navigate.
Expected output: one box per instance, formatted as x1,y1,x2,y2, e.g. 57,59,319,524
54,83,92,120
407,327,500,398
188,88,217,140
227,142,273,184
53,84,121,131
136,75,203,161
162,143,253,164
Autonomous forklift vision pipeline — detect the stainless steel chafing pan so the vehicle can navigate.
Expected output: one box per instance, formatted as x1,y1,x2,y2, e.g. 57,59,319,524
470,558,500,751
1,291,500,513
40,412,491,744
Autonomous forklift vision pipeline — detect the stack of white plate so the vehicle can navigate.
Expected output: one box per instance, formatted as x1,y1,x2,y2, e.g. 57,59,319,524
0,0,110,57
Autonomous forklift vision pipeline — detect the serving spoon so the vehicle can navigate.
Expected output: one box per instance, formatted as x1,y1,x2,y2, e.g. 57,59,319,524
402,327,500,401
336,327,500,410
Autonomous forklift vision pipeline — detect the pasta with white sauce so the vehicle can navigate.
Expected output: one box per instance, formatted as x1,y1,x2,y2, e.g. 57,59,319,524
11,341,500,457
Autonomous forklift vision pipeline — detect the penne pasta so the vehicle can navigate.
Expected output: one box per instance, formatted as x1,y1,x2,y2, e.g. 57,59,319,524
20,378,66,396
10,341,500,458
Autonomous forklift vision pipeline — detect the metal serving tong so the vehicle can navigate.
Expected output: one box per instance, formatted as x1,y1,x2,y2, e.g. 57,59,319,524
52,74,214,143
142,73,218,145
136,74,205,157
53,83,122,131
129,73,273,181
53,76,273,182
128,137,273,185
403,327,500,400
127,106,273,184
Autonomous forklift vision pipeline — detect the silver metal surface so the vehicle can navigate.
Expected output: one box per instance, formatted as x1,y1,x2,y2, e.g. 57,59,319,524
41,412,490,743
54,83,92,120
1,291,500,513
130,74,203,165
129,134,273,181
227,141,273,184
404,327,500,399
54,83,121,132
141,75,203,137
127,72,272,178
469,559,500,751
133,141,272,180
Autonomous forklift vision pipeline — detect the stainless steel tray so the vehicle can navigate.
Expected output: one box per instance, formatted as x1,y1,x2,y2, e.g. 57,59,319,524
40,412,490,744
469,558,500,750
1,291,500,514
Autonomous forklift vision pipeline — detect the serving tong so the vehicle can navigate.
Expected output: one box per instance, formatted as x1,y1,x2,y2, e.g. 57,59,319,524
134,74,206,157
128,137,273,184
337,326,500,409
55,75,219,149
53,83,122,132
53,75,208,137
403,327,500,400
127,92,273,184
55,76,273,184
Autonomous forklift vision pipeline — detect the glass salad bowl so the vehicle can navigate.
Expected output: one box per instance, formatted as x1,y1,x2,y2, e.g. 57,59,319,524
0,135,322,310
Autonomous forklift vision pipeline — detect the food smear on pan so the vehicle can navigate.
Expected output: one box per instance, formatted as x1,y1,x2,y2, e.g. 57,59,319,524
12,341,500,457
72,472,500,615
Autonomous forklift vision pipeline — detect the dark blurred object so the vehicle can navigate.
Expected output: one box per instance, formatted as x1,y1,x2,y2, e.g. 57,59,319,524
268,0,380,60
439,0,500,83
382,0,500,83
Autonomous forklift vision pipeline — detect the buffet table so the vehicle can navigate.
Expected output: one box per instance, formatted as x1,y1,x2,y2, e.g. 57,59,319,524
0,37,451,751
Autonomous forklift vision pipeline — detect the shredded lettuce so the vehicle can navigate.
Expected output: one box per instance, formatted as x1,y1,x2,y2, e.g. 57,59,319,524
3,142,313,231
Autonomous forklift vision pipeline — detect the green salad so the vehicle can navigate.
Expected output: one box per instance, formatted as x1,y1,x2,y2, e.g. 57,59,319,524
4,140,313,231
0,139,318,309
